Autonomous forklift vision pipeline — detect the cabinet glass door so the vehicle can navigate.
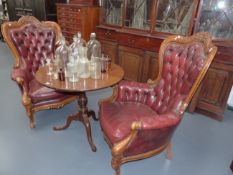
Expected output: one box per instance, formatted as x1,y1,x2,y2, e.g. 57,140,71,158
154,0,196,35
124,0,152,30
195,0,233,39
102,0,123,26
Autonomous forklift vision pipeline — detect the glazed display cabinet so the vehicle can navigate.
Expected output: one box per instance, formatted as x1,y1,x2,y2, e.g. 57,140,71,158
96,0,233,120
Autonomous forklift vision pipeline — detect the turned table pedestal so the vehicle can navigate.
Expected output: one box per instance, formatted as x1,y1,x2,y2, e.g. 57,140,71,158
35,64,124,152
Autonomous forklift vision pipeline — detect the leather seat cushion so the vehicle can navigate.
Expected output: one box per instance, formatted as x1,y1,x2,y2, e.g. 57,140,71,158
29,79,69,104
100,101,158,144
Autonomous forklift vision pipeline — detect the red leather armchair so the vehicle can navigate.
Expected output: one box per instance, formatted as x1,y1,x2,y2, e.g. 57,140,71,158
1,16,77,128
99,33,217,175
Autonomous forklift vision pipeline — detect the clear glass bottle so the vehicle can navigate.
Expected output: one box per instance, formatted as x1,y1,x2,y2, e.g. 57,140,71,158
55,36,69,75
78,46,90,79
76,32,86,46
90,60,101,79
87,32,101,60
69,35,78,63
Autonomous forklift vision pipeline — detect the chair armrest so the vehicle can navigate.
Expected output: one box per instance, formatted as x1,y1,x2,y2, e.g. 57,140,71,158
11,68,27,81
140,112,182,130
116,80,153,103
111,113,181,157
112,122,141,157
11,68,30,94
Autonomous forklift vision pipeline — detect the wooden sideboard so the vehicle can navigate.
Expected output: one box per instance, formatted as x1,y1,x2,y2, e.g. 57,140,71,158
96,0,233,121
56,2,100,42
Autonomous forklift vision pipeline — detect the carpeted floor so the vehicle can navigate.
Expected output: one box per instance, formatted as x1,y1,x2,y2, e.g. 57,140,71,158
0,41,233,175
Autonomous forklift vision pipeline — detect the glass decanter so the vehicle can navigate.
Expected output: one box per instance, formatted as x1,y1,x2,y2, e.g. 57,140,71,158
70,32,86,60
55,36,69,76
87,32,101,60
78,46,90,79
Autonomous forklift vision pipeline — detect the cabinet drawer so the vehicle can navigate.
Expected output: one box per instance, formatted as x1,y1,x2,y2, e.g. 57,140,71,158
117,33,149,50
60,26,69,33
67,24,82,30
57,7,69,17
63,31,74,39
70,7,82,13
69,11,82,18
117,32,162,52
96,28,117,41
57,6,69,12
69,18,82,25
57,18,69,25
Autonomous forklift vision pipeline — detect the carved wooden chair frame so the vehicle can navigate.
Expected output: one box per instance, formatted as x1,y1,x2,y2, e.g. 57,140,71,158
99,32,217,175
1,16,77,128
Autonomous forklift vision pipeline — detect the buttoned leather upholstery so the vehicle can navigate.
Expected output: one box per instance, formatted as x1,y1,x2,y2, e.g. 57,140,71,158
99,33,217,175
100,43,205,156
10,23,72,106
10,24,55,79
2,16,76,128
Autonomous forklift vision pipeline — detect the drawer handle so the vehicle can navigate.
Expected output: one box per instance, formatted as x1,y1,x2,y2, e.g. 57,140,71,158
105,31,111,36
128,38,135,44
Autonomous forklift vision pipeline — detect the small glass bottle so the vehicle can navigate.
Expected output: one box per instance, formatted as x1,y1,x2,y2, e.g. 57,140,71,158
105,55,111,71
87,32,101,60
58,68,65,81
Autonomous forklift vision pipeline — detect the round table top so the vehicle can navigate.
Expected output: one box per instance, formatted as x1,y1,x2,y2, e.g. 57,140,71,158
35,63,124,92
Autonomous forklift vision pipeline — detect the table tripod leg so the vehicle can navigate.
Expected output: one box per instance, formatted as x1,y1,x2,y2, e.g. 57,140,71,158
88,110,98,121
82,115,97,152
53,114,79,131
78,92,97,152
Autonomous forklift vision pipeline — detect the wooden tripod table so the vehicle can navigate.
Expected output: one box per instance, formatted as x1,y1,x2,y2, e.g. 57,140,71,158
35,64,124,152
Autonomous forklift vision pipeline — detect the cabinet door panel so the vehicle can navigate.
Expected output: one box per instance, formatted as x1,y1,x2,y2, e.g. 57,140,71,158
118,46,143,82
100,40,117,64
142,51,159,82
198,67,231,110
23,0,33,9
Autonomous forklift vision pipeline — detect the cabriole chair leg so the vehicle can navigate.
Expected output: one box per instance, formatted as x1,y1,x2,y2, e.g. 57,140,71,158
166,143,172,160
26,107,35,128
112,157,121,175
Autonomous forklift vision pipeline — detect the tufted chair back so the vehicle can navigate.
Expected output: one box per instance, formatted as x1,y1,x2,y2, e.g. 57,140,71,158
9,22,56,81
150,42,205,114
1,16,77,129
116,33,217,116
1,16,62,82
